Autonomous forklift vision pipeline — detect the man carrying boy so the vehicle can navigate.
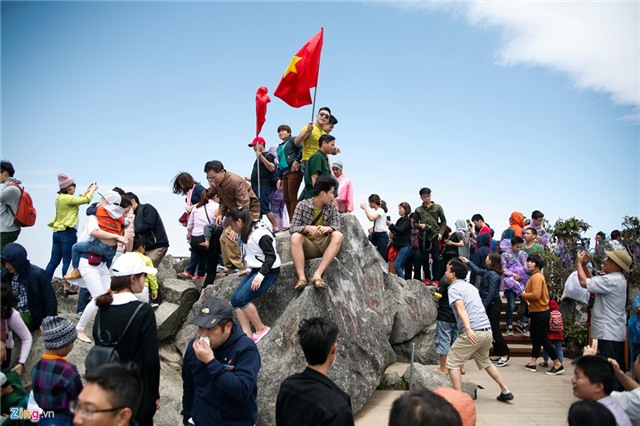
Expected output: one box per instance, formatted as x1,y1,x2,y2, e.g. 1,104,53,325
31,316,83,425
444,259,514,402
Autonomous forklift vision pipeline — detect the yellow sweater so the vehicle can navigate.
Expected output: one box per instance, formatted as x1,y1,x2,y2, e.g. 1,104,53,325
47,193,94,232
522,272,549,312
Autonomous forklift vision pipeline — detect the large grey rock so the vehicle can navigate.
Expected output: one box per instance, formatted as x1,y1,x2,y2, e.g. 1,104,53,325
156,254,178,285
392,323,438,365
403,363,478,399
255,260,396,426
156,359,184,425
161,278,197,305
388,276,437,344
157,287,199,342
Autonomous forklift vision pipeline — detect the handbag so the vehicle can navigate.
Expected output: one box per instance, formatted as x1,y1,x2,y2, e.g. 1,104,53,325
203,204,223,240
178,212,189,225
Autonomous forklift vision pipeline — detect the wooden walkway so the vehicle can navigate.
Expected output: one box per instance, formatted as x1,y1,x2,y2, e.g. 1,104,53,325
355,361,578,426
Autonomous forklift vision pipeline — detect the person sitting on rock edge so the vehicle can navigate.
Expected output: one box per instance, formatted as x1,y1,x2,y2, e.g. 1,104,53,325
289,175,343,291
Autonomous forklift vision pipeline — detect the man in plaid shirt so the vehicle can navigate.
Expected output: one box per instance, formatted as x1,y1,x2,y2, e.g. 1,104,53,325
289,175,343,291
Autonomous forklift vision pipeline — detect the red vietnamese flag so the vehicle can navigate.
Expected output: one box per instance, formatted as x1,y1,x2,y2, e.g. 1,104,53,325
274,28,324,108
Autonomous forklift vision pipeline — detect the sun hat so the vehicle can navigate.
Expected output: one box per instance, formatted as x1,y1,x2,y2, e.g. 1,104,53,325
605,250,632,272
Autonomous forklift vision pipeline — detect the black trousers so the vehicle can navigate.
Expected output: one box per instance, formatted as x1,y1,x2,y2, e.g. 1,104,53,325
487,298,509,357
190,234,221,288
529,310,558,360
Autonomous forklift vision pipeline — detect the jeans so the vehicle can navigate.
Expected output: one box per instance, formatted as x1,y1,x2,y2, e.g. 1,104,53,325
252,185,273,215
45,227,77,279
71,240,116,268
543,340,564,363
371,231,389,261
77,288,91,314
185,251,207,276
230,268,280,308
394,246,412,279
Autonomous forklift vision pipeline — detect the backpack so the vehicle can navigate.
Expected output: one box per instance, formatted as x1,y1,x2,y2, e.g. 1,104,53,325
549,310,563,333
85,303,144,373
5,183,36,227
277,141,289,170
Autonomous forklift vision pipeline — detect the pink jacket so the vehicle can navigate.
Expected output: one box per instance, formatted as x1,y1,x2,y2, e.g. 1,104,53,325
335,174,354,213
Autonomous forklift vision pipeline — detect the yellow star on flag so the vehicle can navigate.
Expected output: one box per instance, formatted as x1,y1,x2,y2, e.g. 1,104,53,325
283,56,302,77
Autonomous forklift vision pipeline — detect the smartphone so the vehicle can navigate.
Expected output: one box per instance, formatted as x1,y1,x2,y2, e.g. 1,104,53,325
386,216,391,221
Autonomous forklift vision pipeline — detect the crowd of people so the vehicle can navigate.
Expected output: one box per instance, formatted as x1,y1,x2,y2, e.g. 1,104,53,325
0,120,638,426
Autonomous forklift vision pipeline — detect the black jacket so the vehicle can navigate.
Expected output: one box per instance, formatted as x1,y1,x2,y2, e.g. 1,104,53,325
94,299,160,426
134,203,169,251
389,216,411,248
0,243,57,329
276,367,354,426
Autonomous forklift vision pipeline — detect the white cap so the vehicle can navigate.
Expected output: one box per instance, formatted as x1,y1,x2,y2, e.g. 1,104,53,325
111,253,157,277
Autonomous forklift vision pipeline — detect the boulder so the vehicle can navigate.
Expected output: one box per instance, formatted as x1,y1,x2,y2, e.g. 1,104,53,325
379,371,407,390
392,322,438,365
157,287,199,342
161,278,198,305
388,277,437,344
156,254,178,285
402,363,478,399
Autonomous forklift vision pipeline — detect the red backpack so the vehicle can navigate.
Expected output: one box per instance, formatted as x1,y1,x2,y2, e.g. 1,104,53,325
6,183,36,227
549,310,563,333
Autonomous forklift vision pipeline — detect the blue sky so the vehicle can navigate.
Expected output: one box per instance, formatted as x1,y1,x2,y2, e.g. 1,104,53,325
2,1,638,272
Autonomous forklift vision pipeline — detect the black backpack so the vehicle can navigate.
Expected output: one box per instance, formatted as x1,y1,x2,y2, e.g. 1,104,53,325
85,303,144,373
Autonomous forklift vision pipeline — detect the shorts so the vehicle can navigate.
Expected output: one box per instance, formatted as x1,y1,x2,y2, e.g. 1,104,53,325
446,329,493,371
302,234,331,259
435,321,459,355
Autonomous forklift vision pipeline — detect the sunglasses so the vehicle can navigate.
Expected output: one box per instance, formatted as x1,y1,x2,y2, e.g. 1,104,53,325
318,112,330,119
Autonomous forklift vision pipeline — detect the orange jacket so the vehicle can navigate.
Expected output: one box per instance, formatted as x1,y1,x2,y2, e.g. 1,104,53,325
96,206,124,235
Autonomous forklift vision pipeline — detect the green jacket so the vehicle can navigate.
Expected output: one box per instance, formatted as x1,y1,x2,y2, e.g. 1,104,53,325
412,203,447,241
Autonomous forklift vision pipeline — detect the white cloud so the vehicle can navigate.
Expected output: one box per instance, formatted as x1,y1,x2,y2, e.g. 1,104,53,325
387,1,640,109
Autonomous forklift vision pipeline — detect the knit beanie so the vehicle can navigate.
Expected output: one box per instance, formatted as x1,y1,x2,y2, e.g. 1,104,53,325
42,316,77,350
58,173,75,189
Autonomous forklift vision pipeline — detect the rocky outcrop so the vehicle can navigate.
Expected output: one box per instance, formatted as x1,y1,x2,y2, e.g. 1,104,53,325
173,215,440,426
22,215,457,426
403,363,478,399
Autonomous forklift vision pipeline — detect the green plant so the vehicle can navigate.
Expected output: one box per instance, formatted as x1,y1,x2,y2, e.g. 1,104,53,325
563,322,589,359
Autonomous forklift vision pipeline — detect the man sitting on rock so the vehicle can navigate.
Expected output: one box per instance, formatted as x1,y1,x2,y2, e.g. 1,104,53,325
276,317,354,426
289,175,343,291
444,259,514,403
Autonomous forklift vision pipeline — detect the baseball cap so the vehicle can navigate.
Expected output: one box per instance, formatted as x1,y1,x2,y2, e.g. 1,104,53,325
190,298,234,329
248,136,266,147
111,253,157,277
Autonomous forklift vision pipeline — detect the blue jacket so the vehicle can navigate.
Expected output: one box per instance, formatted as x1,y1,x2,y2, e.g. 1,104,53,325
181,322,260,426
0,243,57,329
